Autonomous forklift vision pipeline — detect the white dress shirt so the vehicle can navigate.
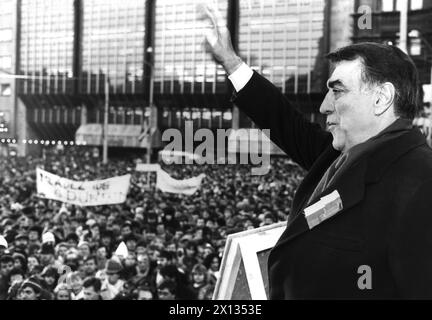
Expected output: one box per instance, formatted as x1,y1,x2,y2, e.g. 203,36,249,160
227,62,254,92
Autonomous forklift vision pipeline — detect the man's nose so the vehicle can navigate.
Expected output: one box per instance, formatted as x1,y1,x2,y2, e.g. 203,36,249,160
319,91,334,115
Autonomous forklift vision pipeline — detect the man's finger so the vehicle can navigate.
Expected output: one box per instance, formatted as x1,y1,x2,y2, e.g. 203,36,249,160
196,4,218,28
204,28,218,48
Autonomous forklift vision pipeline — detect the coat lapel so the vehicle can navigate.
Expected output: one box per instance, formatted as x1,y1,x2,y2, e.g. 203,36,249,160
272,128,427,254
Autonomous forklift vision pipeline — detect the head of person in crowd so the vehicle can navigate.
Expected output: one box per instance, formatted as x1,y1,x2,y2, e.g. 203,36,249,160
54,283,72,300
77,240,91,259
121,221,133,239
135,240,147,256
203,253,221,275
40,243,55,267
55,242,70,262
0,254,14,277
12,252,27,274
82,277,102,300
66,271,83,296
41,266,59,290
18,278,43,300
157,250,175,270
14,233,29,253
100,230,114,250
9,266,25,286
27,255,40,274
105,258,123,285
191,263,208,288
65,232,79,248
136,285,155,300
83,255,98,277
157,279,176,300
136,253,151,275
124,252,136,269
124,233,138,252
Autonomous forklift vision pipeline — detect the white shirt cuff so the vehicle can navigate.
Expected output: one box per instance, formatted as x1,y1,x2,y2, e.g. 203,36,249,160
228,63,254,92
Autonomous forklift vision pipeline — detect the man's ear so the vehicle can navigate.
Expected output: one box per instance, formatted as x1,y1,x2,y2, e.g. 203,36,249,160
374,82,395,116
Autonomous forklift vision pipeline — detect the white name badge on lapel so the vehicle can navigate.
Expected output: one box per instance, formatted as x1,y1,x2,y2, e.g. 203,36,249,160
304,190,343,229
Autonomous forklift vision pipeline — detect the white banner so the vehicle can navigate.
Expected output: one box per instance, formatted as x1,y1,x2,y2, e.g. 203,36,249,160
156,169,205,195
36,168,131,206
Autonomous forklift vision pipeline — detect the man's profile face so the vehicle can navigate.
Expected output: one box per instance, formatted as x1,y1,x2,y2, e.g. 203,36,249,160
320,59,377,153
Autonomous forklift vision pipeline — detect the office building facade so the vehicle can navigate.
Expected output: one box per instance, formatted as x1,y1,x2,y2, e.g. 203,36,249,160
2,0,339,153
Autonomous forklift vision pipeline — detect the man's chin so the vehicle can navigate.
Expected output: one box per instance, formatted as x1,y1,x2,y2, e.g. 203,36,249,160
331,138,344,152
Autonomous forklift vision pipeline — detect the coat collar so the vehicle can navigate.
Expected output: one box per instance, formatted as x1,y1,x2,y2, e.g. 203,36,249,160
271,127,427,254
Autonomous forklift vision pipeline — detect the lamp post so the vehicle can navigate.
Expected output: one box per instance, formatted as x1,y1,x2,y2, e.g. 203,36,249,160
102,77,109,164
143,47,156,165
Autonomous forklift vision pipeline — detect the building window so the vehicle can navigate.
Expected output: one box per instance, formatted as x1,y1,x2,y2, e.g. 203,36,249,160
382,0,394,11
382,0,422,11
0,84,11,96
0,56,12,69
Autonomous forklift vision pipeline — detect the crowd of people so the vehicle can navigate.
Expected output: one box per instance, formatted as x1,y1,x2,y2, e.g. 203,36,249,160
0,145,305,300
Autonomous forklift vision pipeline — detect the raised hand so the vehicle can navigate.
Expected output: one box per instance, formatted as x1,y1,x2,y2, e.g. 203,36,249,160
197,3,243,75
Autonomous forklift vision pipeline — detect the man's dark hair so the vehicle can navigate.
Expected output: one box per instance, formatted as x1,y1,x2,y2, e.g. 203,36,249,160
158,279,176,295
82,277,102,292
326,42,421,120
0,255,14,265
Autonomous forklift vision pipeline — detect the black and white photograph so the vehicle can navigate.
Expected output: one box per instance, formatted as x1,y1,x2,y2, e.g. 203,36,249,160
0,0,432,307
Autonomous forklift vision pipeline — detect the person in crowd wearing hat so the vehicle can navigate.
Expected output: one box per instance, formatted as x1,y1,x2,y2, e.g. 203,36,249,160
13,233,29,255
39,243,58,269
18,278,43,300
100,258,124,300
82,277,103,300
